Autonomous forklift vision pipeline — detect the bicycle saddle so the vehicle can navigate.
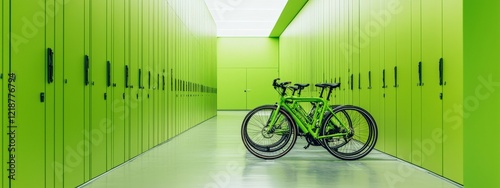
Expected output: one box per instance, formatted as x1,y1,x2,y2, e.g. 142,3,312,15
294,83,310,89
315,83,340,89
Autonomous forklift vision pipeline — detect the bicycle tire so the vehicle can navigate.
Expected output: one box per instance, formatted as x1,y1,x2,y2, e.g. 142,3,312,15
320,105,378,160
241,105,298,160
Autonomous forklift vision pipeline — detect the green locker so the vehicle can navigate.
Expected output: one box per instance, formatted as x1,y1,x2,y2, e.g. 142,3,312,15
90,0,108,178
352,0,360,107
154,0,160,145
54,1,65,186
411,0,423,167
123,0,131,161
1,0,6,186
421,0,444,175
62,0,86,186
44,0,56,187
106,0,114,171
129,0,140,158
383,0,397,156
395,0,412,162
84,0,91,181
160,0,166,143
369,0,384,151
443,0,463,183
10,0,47,186
112,0,126,167
148,0,154,148
359,0,370,111
139,0,147,153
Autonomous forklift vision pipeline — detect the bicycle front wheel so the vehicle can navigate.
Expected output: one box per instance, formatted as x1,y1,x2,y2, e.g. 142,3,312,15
321,105,378,160
241,105,297,160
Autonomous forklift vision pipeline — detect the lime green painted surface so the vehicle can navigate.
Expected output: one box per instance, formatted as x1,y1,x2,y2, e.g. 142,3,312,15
421,0,444,175
395,0,412,162
217,38,279,68
3,0,217,186
270,0,308,37
90,0,108,179
217,38,279,110
443,0,463,184
217,69,247,110
279,0,463,184
410,0,423,167
63,0,87,186
464,0,500,187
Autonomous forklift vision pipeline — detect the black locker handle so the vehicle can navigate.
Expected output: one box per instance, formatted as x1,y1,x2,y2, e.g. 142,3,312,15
368,71,372,89
106,61,111,87
157,74,160,90
394,66,399,88
382,69,387,88
162,75,165,91
358,73,361,90
418,62,423,86
138,69,143,89
350,74,354,90
148,71,151,89
439,58,444,86
125,65,129,88
47,48,54,84
84,55,90,86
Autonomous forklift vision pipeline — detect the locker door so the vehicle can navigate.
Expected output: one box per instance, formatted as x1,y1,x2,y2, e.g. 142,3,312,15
44,0,56,187
62,0,86,186
105,0,113,171
123,0,131,161
160,0,166,143
359,0,370,111
141,0,149,152
153,0,159,145
90,0,108,178
112,0,126,167
148,0,154,148
129,0,140,158
84,0,91,181
411,0,423,167
369,0,383,151
352,0,360,107
443,0,463,183
421,0,443,175
10,0,47,186
383,0,397,156
1,1,6,186
396,0,412,162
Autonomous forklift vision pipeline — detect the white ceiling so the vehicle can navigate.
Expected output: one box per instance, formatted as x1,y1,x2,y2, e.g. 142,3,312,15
204,0,288,37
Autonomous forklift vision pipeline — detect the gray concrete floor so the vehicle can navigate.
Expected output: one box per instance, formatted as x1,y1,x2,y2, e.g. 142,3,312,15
82,111,462,188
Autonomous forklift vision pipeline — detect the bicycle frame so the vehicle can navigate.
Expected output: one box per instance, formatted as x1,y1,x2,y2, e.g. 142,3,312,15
267,95,351,140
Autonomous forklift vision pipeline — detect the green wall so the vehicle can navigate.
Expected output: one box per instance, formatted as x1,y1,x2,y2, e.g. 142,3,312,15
2,0,217,187
217,38,279,110
464,1,500,187
279,0,463,185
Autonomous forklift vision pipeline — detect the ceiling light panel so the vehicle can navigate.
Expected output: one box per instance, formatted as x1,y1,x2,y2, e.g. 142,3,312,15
205,0,288,37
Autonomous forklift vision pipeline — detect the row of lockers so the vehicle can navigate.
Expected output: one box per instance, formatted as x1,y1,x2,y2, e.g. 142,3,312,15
0,0,217,187
280,0,463,184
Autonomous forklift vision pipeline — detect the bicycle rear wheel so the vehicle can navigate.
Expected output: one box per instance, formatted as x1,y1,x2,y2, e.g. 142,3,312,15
321,105,378,160
241,105,297,160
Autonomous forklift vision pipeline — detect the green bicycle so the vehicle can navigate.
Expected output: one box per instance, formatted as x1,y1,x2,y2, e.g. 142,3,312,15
241,78,378,160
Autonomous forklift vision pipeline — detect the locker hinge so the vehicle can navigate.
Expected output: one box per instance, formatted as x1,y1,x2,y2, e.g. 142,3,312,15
440,93,443,100
122,93,125,99
40,92,45,102
104,93,107,100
